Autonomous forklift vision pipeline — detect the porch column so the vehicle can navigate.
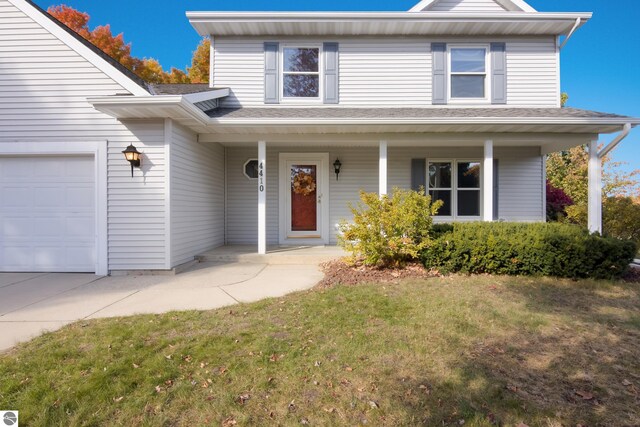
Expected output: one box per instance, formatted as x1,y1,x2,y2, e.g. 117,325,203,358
588,139,602,234
379,140,388,196
483,139,494,221
258,140,267,254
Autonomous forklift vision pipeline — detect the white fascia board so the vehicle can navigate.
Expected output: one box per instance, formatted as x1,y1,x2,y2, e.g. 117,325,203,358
409,0,537,12
183,88,230,104
186,11,591,21
506,0,537,12
187,12,592,37
8,0,149,96
409,0,438,12
88,95,211,125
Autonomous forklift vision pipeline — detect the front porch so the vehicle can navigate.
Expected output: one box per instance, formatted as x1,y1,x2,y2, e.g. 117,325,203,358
221,137,556,254
196,245,345,265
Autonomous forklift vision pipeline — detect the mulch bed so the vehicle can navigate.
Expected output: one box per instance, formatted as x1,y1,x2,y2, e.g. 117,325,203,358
317,259,437,288
318,259,640,287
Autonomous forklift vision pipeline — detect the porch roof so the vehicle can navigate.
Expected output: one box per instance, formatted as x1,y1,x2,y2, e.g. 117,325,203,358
88,94,639,136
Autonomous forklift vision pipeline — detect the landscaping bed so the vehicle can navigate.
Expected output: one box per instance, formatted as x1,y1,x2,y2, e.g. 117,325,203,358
317,259,436,288
1,275,639,426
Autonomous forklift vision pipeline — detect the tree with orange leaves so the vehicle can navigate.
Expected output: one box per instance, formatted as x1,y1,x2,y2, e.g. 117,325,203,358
47,5,209,84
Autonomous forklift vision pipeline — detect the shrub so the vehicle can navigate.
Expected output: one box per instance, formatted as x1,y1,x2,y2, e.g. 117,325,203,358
566,196,640,250
339,187,442,267
422,222,636,280
603,197,640,246
546,180,573,221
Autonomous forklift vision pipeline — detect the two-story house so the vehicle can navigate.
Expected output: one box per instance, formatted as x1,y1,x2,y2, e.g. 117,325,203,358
0,0,637,275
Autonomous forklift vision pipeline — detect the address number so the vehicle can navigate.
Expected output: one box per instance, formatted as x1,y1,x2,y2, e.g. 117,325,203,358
258,162,265,193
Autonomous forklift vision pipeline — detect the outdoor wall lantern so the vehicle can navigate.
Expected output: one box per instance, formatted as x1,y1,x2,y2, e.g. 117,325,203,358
122,144,141,177
333,158,342,181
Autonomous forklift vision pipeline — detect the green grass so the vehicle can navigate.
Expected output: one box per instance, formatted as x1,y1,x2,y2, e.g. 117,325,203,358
1,276,639,426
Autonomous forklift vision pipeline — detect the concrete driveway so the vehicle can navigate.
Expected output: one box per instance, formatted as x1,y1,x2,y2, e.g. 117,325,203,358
0,261,323,351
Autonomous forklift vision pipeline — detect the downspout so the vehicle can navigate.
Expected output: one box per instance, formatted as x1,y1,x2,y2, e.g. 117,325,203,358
588,123,633,234
560,18,581,50
599,123,632,159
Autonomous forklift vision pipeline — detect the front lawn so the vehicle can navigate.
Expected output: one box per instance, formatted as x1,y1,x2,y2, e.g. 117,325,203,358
1,276,639,426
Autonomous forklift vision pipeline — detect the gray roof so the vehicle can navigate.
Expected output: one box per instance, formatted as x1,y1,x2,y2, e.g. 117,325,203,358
207,107,630,120
150,84,217,95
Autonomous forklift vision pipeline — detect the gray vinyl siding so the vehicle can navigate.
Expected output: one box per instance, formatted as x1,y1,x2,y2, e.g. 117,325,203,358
170,122,225,266
427,0,507,11
0,0,169,271
213,36,557,108
226,145,543,245
506,39,558,107
107,121,167,270
496,148,544,221
226,146,377,245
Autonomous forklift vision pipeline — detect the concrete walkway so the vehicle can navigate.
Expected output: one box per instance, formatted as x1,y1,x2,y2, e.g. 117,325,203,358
0,259,326,352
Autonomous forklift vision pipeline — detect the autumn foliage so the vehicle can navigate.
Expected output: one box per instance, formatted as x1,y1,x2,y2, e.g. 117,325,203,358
47,5,208,84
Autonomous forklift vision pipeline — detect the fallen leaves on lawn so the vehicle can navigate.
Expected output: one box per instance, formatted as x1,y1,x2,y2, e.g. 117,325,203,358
221,416,237,427
237,393,251,405
575,390,594,400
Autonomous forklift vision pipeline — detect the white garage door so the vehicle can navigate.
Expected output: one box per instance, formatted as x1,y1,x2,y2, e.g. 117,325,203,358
0,156,95,272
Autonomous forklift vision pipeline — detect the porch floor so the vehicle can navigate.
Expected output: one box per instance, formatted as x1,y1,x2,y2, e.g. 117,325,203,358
196,245,346,265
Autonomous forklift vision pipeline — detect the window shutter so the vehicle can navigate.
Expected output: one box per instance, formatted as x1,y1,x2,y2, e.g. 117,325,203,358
411,159,426,192
323,42,339,104
264,42,279,104
491,43,507,105
432,43,447,105
493,159,499,220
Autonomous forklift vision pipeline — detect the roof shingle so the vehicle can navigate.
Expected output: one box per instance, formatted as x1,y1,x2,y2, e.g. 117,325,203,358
206,107,630,120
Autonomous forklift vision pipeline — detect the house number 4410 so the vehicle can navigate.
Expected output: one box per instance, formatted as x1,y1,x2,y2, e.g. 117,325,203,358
258,162,265,193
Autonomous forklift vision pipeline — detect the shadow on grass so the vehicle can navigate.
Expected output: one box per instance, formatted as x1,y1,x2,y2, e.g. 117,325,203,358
391,277,640,426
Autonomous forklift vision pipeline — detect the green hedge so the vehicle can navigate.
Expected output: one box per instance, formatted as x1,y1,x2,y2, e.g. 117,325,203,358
422,222,637,280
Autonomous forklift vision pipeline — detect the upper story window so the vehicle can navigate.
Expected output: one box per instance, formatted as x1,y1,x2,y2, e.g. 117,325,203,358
449,46,489,101
282,46,321,99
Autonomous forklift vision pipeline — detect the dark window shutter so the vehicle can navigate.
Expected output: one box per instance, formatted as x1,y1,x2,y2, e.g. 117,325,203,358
323,42,339,104
432,43,447,105
490,43,507,104
493,159,499,220
264,42,279,104
411,159,426,192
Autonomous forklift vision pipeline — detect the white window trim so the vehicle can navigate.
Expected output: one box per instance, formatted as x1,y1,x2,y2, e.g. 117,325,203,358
427,158,483,222
447,44,491,105
279,43,323,104
243,158,259,180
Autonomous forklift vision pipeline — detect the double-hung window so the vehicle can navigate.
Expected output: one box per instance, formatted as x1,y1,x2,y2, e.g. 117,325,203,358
282,46,321,99
428,160,482,219
449,46,488,101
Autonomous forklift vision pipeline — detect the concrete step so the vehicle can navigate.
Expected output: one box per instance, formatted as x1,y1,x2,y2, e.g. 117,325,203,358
196,246,345,266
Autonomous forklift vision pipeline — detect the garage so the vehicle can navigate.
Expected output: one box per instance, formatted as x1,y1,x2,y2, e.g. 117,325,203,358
0,156,96,272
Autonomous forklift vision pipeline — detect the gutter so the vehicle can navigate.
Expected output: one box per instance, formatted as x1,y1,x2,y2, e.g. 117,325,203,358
598,123,632,158
186,11,592,21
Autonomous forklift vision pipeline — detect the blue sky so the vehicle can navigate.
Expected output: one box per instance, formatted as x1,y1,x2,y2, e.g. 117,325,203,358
33,0,640,174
